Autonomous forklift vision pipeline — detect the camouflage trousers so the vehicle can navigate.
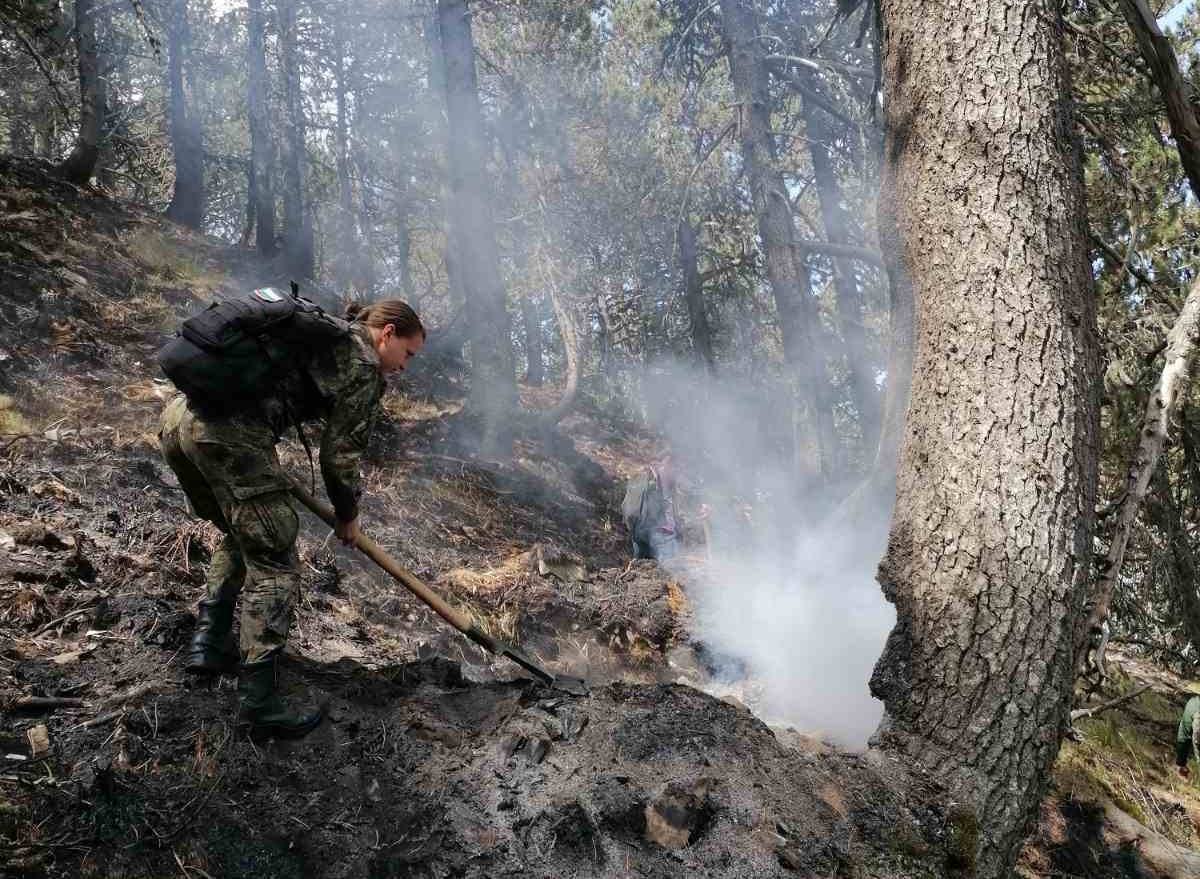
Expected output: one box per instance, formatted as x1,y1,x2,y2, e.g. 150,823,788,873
159,396,300,663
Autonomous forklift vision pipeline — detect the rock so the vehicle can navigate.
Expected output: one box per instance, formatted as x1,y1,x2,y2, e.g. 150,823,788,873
52,648,90,665
91,598,118,629
531,543,587,583
9,522,74,550
521,736,550,764
497,733,523,762
0,529,14,551
591,777,646,836
559,707,588,743
29,480,80,504
776,845,805,871
644,778,714,850
26,724,50,759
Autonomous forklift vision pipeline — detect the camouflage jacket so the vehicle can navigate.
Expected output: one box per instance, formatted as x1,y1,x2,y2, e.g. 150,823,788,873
621,468,676,538
1180,696,1200,752
258,322,384,521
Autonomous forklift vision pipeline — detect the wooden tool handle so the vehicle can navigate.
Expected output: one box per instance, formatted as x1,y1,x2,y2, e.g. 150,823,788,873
289,482,476,634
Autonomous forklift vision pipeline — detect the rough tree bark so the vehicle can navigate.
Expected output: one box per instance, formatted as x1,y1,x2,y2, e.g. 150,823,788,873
800,92,878,455
1089,280,1200,629
436,0,517,456
165,0,204,230
719,0,835,489
246,0,275,256
277,0,313,278
57,0,104,185
677,219,717,375
869,1,1100,877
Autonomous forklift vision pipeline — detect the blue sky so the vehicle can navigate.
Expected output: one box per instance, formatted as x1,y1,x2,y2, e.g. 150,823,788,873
1161,0,1195,29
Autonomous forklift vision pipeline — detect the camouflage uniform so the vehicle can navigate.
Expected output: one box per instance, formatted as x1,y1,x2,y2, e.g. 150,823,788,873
621,468,679,562
1178,695,1200,769
159,323,384,663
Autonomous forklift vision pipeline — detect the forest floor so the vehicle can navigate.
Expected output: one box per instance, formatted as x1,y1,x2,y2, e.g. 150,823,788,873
0,155,1197,879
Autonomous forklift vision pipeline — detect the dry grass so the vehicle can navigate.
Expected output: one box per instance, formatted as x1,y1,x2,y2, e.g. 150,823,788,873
1053,669,1200,849
666,581,689,617
439,551,532,595
381,394,462,422
92,280,179,334
0,394,34,436
122,228,224,292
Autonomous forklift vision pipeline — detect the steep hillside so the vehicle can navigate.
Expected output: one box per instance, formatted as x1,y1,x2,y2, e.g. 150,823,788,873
1,157,1196,878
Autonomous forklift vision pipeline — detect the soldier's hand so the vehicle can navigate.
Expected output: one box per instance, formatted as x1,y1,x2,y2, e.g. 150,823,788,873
335,516,360,547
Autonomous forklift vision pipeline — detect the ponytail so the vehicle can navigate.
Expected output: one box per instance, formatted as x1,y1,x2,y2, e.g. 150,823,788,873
345,299,425,339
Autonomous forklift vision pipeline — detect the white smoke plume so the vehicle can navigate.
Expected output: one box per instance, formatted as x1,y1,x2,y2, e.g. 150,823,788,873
638,361,895,749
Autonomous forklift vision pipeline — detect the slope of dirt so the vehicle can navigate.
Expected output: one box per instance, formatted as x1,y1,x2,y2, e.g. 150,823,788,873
0,157,966,878
1019,653,1200,879
9,155,1195,879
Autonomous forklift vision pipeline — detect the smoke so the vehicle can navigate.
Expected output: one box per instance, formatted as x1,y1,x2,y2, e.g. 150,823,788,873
639,361,895,749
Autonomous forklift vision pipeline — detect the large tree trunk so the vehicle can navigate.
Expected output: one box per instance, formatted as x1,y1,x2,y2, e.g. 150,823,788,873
349,99,378,298
246,0,275,257
57,0,104,185
869,1,1100,876
436,0,517,456
330,7,359,296
239,161,256,247
801,93,878,457
165,0,204,230
532,245,587,430
277,0,313,278
678,219,717,375
719,0,835,490
6,82,35,154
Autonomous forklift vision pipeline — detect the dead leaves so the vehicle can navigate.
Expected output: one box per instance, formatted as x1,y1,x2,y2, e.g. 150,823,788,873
30,479,81,505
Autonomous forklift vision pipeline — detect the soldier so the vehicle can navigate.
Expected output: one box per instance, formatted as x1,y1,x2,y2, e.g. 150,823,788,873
159,297,424,738
1176,692,1200,779
621,454,679,562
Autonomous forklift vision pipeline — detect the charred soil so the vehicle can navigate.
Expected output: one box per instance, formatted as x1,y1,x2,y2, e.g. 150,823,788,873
1,156,1188,879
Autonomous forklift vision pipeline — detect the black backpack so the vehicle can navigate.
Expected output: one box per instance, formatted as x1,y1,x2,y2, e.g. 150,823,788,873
158,284,350,413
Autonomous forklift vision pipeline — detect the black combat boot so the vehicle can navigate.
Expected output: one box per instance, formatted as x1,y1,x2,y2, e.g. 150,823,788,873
238,654,322,739
185,599,238,675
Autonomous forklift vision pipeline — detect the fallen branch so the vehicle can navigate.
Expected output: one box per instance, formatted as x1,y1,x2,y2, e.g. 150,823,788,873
11,696,85,712
1102,797,1200,877
95,682,159,713
33,607,94,636
1070,682,1152,722
79,682,163,728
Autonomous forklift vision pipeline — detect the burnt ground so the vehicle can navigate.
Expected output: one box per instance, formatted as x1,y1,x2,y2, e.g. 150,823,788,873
0,156,1195,878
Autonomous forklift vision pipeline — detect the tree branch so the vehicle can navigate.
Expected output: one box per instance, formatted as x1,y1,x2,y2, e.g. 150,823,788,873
1089,276,1200,629
799,239,884,266
1115,0,1200,199
1070,682,1152,721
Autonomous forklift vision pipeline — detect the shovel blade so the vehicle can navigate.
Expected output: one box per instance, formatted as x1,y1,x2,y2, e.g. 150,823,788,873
467,624,589,695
